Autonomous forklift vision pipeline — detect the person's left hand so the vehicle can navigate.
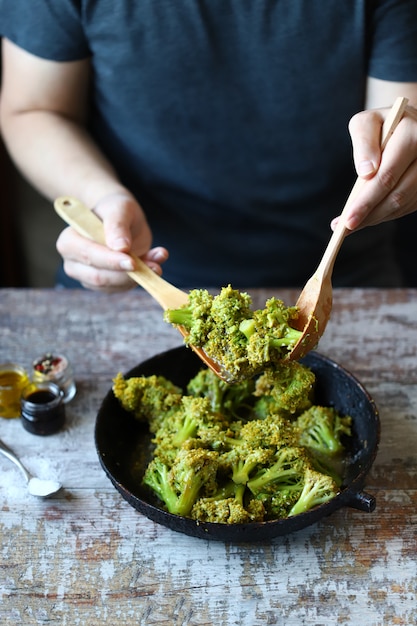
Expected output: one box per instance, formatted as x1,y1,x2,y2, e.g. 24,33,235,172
332,103,417,231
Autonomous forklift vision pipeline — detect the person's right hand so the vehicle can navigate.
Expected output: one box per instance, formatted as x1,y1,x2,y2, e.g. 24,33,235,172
56,192,169,292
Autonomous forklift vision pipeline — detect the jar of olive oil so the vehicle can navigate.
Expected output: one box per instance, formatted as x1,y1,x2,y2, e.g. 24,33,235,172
0,363,30,418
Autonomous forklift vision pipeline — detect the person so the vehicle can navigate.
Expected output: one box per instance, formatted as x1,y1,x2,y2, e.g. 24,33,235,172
1,1,417,293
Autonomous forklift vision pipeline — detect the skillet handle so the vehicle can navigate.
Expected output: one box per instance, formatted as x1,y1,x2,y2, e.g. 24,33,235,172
346,490,376,513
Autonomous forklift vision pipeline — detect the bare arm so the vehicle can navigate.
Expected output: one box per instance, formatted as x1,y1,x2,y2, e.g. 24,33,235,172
0,39,167,291
0,39,122,204
340,77,417,230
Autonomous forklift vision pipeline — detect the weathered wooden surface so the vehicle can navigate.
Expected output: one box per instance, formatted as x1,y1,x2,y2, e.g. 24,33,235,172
0,288,416,626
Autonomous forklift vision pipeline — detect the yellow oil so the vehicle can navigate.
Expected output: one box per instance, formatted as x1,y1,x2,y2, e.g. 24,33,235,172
0,366,30,418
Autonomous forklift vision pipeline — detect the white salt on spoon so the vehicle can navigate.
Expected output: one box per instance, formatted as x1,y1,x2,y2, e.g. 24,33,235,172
0,437,62,498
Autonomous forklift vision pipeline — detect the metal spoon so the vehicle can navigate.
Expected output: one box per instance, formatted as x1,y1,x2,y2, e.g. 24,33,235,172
0,437,62,497
54,196,229,381
287,96,409,361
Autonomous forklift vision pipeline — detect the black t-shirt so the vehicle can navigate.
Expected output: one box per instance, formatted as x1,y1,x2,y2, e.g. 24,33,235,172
2,0,417,288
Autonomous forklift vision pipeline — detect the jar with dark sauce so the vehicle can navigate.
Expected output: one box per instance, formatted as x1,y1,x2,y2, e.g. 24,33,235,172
21,381,65,435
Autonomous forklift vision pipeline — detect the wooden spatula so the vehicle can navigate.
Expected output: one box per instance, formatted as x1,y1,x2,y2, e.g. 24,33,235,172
287,96,409,361
54,196,229,380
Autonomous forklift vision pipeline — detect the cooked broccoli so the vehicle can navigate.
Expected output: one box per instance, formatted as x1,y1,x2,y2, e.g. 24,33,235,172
164,285,250,346
227,415,296,451
295,406,352,456
252,361,315,418
288,466,339,516
222,447,274,485
186,368,255,419
115,360,353,524
247,446,306,496
255,484,303,520
152,396,230,464
143,448,219,517
164,285,303,381
169,397,214,446
294,406,352,486
190,480,266,523
112,373,182,433
142,458,177,510
191,495,265,524
305,451,345,488
239,297,302,362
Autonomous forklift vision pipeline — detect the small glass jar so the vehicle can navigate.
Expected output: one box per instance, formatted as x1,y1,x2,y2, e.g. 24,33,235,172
0,363,30,419
21,381,65,435
32,352,76,403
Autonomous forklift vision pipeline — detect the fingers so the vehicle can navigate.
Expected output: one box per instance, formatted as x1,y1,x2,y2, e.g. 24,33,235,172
142,247,170,276
344,106,417,230
56,215,169,293
348,109,382,179
93,192,137,252
55,192,171,292
56,226,136,291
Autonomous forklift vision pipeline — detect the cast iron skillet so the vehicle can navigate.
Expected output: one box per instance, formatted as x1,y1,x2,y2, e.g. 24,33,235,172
95,346,380,542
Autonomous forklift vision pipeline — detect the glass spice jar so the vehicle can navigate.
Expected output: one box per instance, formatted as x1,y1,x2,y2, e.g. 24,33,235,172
0,363,30,419
32,352,76,403
20,381,65,435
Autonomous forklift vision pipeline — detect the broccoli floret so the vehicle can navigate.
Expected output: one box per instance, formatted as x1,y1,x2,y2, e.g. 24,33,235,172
163,287,224,346
222,447,275,485
191,495,265,524
255,484,303,520
142,458,177,511
294,406,352,487
186,368,255,419
164,285,302,381
240,297,302,362
295,406,352,456
288,466,339,516
227,415,297,451
112,373,182,432
169,396,211,447
143,448,219,517
190,479,266,524
253,362,315,418
306,451,345,488
152,396,230,463
247,446,306,496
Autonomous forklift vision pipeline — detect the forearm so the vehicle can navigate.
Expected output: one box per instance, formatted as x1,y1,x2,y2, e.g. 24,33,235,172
365,77,417,110
1,109,129,208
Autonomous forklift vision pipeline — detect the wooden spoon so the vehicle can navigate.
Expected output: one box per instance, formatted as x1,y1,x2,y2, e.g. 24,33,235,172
287,96,409,361
54,196,229,380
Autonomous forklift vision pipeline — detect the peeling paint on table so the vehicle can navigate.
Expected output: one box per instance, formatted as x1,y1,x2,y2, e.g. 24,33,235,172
0,288,416,625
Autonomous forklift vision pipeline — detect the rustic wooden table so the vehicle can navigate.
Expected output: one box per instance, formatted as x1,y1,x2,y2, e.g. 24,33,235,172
0,288,416,626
